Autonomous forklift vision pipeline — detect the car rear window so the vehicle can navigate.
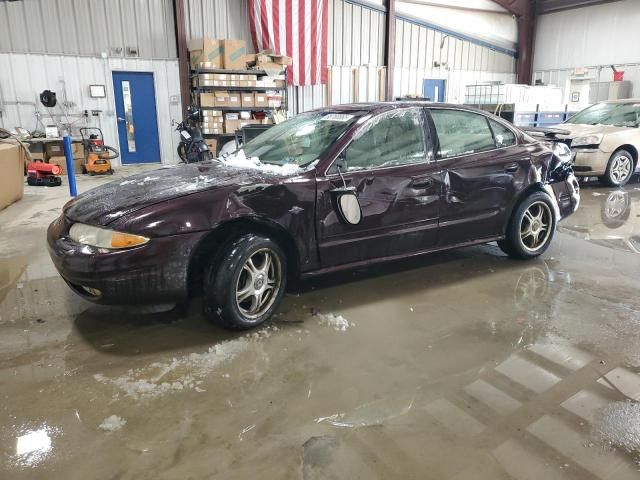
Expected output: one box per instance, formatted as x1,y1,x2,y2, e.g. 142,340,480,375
431,109,497,159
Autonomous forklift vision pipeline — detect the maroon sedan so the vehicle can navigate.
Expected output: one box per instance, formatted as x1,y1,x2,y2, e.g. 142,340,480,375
48,103,579,329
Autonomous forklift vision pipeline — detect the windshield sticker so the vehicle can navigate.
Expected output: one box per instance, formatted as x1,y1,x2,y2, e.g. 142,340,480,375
321,114,354,122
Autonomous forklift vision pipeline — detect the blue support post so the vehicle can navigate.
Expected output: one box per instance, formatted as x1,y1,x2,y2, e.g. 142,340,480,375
63,135,77,197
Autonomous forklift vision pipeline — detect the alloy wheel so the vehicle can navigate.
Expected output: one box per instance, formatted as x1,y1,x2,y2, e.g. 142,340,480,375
520,201,553,252
610,155,632,184
605,191,629,219
235,248,282,319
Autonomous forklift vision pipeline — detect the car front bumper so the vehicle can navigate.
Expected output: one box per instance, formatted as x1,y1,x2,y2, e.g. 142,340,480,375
47,214,207,305
571,148,610,176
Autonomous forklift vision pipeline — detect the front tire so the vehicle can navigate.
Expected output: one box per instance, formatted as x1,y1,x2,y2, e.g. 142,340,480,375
601,149,634,187
203,235,287,330
498,192,557,260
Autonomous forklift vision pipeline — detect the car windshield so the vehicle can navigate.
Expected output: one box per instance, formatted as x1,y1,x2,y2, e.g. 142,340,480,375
566,102,640,127
236,111,361,167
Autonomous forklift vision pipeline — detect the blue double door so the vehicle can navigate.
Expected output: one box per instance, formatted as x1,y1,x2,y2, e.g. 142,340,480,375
113,71,161,164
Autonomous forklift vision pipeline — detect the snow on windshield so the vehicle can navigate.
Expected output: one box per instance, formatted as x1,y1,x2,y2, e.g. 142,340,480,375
221,148,304,175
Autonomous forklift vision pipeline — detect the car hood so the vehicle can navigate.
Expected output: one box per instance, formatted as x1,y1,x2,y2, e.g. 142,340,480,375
560,123,632,138
64,161,294,226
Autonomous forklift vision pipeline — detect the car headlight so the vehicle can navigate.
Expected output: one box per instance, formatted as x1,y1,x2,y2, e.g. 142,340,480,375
553,142,572,163
572,134,603,147
69,223,149,249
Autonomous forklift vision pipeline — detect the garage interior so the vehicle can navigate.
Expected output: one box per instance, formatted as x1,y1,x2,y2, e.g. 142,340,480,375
2,0,640,478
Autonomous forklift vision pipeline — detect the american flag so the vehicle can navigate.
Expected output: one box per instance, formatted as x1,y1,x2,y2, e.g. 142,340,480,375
248,0,328,86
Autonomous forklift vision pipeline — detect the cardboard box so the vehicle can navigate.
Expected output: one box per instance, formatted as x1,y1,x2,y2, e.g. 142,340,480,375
206,139,218,153
202,126,223,135
223,40,247,69
45,142,65,157
268,94,283,108
202,109,223,118
272,54,293,65
203,116,224,125
202,110,222,118
0,142,25,210
188,38,223,69
241,92,254,107
225,112,239,121
225,119,239,134
254,93,269,107
48,155,83,175
214,91,230,107
228,94,241,107
200,93,216,107
239,111,251,120
213,73,227,80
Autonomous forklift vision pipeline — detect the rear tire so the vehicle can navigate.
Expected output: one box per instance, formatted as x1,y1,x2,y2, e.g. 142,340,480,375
601,149,634,187
498,191,557,260
203,234,287,330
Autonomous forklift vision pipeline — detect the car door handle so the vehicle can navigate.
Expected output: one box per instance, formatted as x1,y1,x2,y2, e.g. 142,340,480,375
504,163,519,173
412,177,434,188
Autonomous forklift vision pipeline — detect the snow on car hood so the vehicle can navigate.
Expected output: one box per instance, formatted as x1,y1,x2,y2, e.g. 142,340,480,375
64,160,304,226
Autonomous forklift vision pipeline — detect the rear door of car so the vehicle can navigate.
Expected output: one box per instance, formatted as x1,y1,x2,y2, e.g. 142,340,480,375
427,107,531,246
315,107,442,268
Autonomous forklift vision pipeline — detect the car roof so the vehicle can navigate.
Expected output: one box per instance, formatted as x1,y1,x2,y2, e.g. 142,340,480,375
316,101,490,115
598,98,640,105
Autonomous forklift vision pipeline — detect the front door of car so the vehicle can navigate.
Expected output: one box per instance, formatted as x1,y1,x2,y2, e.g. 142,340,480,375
316,108,441,267
428,108,532,246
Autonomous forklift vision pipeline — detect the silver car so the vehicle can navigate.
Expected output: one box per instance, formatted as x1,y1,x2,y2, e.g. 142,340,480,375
561,99,640,186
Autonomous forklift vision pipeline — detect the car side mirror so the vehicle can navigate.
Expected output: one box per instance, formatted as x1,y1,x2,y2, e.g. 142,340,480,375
335,188,362,225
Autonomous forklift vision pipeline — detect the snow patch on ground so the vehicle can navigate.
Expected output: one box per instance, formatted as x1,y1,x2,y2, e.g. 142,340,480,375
318,313,353,332
99,415,126,432
93,327,275,400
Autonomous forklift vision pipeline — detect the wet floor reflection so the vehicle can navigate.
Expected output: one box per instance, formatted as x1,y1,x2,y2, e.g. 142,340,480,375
560,181,640,254
2,188,640,478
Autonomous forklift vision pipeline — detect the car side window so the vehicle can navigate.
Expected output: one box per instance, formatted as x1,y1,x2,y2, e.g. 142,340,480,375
430,109,496,159
488,119,516,148
342,108,427,171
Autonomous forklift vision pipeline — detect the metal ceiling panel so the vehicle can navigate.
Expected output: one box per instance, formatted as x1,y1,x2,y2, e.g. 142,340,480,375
537,0,621,14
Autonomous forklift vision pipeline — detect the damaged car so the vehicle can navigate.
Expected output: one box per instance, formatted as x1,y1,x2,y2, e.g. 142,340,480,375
47,103,580,329
561,99,640,186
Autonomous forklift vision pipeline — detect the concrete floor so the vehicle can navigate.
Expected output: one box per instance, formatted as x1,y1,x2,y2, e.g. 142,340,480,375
1,169,640,479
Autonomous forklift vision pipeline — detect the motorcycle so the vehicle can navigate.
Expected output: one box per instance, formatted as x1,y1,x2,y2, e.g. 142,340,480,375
176,105,213,164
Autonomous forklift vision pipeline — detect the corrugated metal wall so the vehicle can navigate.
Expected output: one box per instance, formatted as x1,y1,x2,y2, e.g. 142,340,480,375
532,0,640,101
392,16,517,103
329,0,386,67
0,0,518,161
184,0,253,47
0,0,176,59
533,0,640,72
0,53,182,164
325,1,517,108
